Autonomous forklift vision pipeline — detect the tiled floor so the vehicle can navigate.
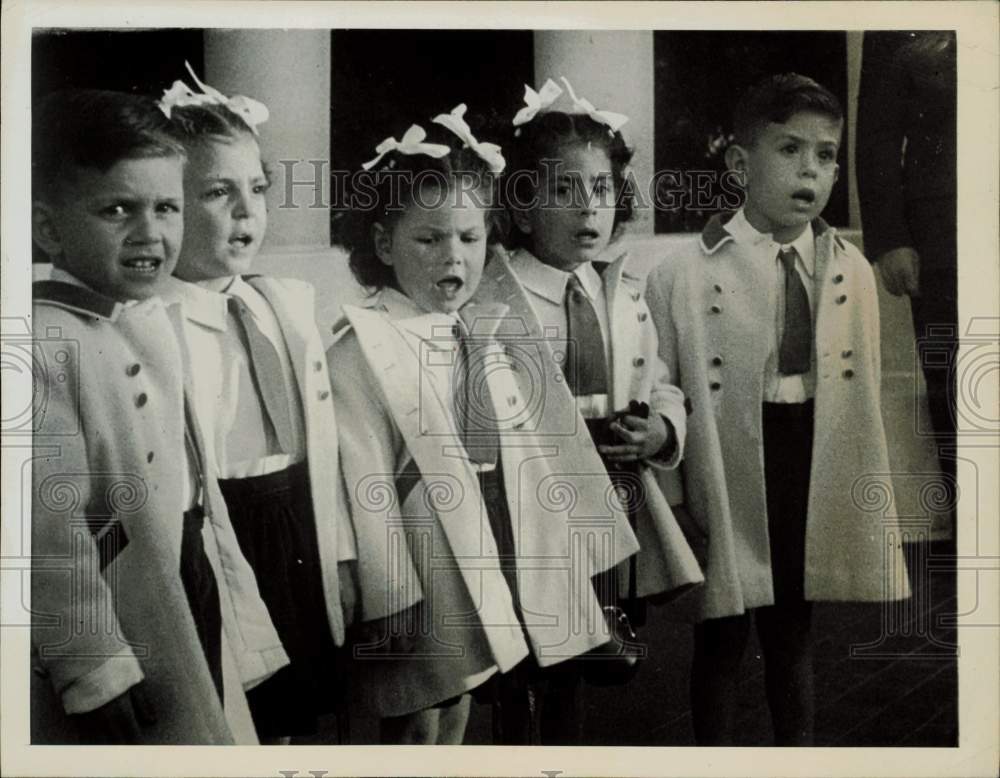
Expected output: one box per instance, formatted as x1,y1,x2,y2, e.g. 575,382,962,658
306,541,957,747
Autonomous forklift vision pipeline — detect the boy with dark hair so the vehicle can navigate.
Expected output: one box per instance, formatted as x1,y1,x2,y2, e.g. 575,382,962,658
646,73,910,745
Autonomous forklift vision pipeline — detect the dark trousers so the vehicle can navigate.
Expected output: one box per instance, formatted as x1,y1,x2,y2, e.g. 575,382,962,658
691,401,815,746
180,506,224,703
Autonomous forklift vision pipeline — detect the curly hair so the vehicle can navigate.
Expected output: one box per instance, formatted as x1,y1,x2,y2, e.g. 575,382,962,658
733,73,843,147
502,110,636,250
336,123,507,292
32,89,185,200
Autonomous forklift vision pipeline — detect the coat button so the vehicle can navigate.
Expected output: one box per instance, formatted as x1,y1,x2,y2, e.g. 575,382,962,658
843,369,855,379
318,390,330,401
637,312,648,322
714,284,723,293
630,291,641,302
633,357,645,367
710,304,722,314
836,295,847,304
710,381,722,391
684,397,694,415
135,393,148,408
147,451,154,463
834,274,844,284
126,363,141,377
314,360,323,372
711,356,723,366
507,396,518,407
32,665,48,678
842,349,853,358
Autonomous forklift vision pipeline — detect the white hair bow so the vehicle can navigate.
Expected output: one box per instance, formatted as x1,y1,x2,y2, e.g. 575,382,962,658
511,78,564,127
431,104,506,174
559,77,629,132
362,124,451,171
157,61,269,135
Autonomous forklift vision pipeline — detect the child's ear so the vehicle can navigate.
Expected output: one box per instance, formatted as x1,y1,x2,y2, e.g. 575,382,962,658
832,163,840,185
32,201,63,260
372,222,393,266
510,208,533,236
724,144,749,174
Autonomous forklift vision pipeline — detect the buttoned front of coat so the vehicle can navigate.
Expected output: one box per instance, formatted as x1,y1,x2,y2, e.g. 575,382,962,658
30,284,261,744
474,250,703,599
646,216,911,621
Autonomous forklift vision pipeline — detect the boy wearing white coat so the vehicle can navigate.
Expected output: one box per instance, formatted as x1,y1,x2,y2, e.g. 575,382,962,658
646,73,910,746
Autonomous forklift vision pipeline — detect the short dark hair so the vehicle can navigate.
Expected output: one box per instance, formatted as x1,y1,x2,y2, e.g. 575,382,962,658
733,73,843,147
503,111,636,249
337,122,507,292
163,101,256,146
32,89,185,201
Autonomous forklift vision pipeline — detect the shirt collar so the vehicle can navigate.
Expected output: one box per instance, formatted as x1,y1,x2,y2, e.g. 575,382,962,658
375,287,461,346
46,268,147,310
161,276,229,331
509,248,602,304
728,208,816,277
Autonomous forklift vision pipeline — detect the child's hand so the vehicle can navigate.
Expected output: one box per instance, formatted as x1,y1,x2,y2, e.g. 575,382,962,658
601,413,671,463
877,246,920,297
73,682,155,743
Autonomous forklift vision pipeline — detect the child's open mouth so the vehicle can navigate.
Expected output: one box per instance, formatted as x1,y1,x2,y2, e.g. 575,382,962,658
791,189,816,206
121,257,163,274
229,234,254,249
436,276,464,297
575,228,601,243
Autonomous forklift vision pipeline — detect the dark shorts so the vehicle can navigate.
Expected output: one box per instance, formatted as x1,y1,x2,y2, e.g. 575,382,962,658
762,401,815,604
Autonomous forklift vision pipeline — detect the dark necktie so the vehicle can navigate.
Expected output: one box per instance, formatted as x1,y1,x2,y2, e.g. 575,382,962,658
563,273,609,396
777,247,813,376
452,323,500,467
226,296,295,454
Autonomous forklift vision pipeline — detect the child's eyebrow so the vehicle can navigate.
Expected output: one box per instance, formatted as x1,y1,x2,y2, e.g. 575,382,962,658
777,132,839,146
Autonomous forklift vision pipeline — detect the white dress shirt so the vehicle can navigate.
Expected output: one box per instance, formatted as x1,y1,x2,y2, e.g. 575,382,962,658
162,276,305,479
725,209,817,403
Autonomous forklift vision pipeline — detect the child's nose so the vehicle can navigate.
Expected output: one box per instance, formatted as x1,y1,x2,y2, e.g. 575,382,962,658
232,188,258,219
441,237,464,264
126,212,159,244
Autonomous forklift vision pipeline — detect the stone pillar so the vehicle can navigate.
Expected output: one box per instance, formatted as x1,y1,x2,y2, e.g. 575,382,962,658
204,30,330,252
533,31,656,235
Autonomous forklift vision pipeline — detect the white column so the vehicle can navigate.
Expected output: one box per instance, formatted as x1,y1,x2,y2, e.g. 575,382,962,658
533,31,656,235
204,30,331,251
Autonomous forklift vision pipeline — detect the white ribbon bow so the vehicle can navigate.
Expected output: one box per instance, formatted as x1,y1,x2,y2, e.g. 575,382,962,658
157,62,269,135
431,104,506,174
362,124,451,171
511,78,564,127
559,77,629,133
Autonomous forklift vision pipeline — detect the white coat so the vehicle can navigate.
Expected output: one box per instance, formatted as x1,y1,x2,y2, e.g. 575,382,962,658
645,215,911,621
474,249,704,598
328,291,639,716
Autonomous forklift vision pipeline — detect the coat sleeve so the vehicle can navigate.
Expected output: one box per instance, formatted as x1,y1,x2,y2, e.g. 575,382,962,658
31,331,144,714
327,332,424,622
643,261,688,505
857,31,915,261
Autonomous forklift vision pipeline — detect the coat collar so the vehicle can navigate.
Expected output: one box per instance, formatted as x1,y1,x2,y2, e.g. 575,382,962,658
33,279,124,321
161,276,229,331
700,211,844,256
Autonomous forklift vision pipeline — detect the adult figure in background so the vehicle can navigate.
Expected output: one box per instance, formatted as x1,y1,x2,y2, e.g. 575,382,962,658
857,31,958,503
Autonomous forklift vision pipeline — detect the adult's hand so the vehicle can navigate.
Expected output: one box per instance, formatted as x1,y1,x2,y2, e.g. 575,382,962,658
877,246,921,297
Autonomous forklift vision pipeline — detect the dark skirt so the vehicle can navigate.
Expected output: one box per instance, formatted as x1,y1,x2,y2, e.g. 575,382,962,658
218,460,344,737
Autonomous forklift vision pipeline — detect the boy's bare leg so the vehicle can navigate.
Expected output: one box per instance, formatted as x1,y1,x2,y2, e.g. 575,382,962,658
436,694,471,744
691,613,752,745
379,708,440,744
757,602,815,746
